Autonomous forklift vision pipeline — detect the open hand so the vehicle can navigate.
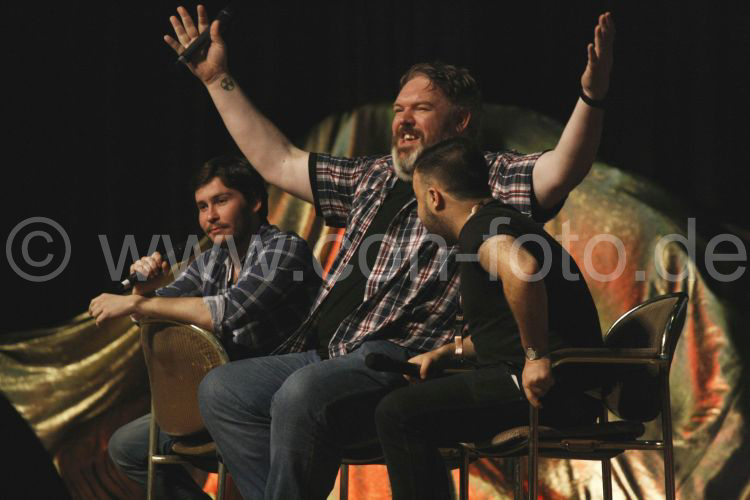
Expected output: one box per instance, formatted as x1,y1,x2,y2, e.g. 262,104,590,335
581,12,615,100
164,5,229,85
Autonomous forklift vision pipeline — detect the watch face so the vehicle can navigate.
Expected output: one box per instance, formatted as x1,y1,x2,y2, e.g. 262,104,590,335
525,346,538,360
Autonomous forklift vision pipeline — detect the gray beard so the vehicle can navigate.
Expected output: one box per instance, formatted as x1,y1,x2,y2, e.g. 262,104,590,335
391,145,422,181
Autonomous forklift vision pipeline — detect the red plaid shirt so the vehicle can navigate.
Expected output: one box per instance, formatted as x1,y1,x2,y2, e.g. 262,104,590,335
274,150,554,357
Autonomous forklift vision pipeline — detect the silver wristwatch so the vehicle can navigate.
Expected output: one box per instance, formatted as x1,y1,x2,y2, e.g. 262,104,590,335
525,346,548,361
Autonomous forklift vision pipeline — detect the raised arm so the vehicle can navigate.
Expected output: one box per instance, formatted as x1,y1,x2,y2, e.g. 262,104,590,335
532,12,615,209
164,5,312,202
478,235,553,408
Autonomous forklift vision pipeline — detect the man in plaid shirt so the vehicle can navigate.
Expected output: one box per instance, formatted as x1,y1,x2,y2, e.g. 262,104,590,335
167,7,614,498
89,156,320,498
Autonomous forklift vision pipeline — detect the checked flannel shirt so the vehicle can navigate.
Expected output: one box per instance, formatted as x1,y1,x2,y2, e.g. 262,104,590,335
274,151,557,358
156,223,320,355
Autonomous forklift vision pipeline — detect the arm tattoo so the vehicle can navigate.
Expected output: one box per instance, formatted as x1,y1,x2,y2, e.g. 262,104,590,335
220,77,236,91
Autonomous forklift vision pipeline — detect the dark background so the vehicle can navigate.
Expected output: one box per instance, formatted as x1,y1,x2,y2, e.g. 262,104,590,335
4,0,747,332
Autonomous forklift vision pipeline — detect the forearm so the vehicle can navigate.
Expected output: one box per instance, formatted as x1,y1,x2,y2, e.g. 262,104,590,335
532,12,614,209
502,277,549,353
206,74,312,202
134,296,213,331
132,272,174,296
533,100,604,208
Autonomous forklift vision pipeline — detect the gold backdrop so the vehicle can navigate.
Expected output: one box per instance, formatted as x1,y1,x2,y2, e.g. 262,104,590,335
1,103,747,499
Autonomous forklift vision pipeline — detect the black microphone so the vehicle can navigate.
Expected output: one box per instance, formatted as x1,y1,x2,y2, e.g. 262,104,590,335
177,5,235,64
365,353,422,378
119,242,188,291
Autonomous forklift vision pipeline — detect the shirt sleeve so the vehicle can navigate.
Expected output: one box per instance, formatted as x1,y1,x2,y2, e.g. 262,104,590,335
486,150,566,223
154,258,204,298
308,152,374,228
201,233,317,349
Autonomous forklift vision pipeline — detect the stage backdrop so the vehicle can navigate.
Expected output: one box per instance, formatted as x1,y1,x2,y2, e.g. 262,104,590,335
1,104,748,499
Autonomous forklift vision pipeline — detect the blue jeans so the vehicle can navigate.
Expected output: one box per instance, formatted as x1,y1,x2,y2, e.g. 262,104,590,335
108,414,211,499
197,340,415,499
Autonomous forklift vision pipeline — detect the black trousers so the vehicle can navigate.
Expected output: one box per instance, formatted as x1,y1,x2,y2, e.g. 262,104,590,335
374,364,598,500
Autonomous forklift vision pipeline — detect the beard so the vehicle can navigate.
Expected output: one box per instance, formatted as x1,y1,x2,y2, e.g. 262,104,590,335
391,144,422,181
391,124,456,181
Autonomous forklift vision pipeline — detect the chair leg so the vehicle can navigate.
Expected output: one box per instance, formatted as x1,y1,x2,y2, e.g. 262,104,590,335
600,405,613,500
340,463,349,500
216,461,227,500
661,369,676,500
459,446,470,500
147,406,158,500
601,459,613,500
513,457,522,500
528,405,539,500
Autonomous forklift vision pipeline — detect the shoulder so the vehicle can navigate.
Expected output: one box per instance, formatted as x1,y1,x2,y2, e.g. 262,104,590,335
362,154,396,179
257,225,313,257
313,152,392,171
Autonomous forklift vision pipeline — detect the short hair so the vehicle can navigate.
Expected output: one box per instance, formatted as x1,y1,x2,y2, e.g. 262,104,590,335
413,137,491,200
193,155,269,221
399,62,482,138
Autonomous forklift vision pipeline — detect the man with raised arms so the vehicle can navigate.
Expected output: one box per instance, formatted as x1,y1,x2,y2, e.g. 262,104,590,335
164,7,614,498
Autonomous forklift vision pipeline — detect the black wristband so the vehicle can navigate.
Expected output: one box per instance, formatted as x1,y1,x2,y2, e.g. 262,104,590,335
580,90,606,109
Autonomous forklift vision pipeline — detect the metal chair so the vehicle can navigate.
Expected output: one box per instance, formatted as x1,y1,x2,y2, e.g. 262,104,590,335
461,292,689,500
139,319,229,500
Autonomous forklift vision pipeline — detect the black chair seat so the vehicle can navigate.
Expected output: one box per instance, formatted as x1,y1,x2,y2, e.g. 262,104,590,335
341,442,384,464
464,420,646,459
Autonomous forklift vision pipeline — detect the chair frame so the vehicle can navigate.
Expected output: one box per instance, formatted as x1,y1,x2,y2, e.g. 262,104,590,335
339,447,472,500
467,292,688,500
140,319,229,500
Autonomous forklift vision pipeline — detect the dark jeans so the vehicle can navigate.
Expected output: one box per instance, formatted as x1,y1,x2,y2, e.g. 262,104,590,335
197,340,416,500
374,364,599,500
108,414,210,500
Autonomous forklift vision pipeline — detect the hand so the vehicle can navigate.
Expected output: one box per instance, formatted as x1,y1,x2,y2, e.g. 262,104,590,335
130,251,169,295
406,345,452,382
89,294,142,326
522,358,554,409
164,5,229,85
580,12,615,100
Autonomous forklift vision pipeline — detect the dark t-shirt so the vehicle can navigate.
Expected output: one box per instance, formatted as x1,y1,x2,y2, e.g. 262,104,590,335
458,201,602,374
313,180,415,353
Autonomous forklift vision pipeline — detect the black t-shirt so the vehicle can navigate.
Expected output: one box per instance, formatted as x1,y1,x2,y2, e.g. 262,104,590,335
458,200,602,371
313,180,415,353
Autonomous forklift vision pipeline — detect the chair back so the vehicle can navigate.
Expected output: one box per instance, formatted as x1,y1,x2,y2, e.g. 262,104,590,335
140,320,229,437
603,292,688,421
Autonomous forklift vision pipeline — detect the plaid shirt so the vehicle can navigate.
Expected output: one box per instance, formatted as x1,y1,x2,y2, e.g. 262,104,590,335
156,224,320,354
274,151,551,357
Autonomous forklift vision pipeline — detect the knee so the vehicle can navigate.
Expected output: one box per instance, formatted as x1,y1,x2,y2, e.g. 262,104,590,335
108,420,144,468
375,390,408,435
107,425,128,465
270,369,320,424
198,365,231,422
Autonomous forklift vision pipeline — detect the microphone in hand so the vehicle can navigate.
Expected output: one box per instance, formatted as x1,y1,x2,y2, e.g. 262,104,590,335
177,4,235,64
365,353,431,378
